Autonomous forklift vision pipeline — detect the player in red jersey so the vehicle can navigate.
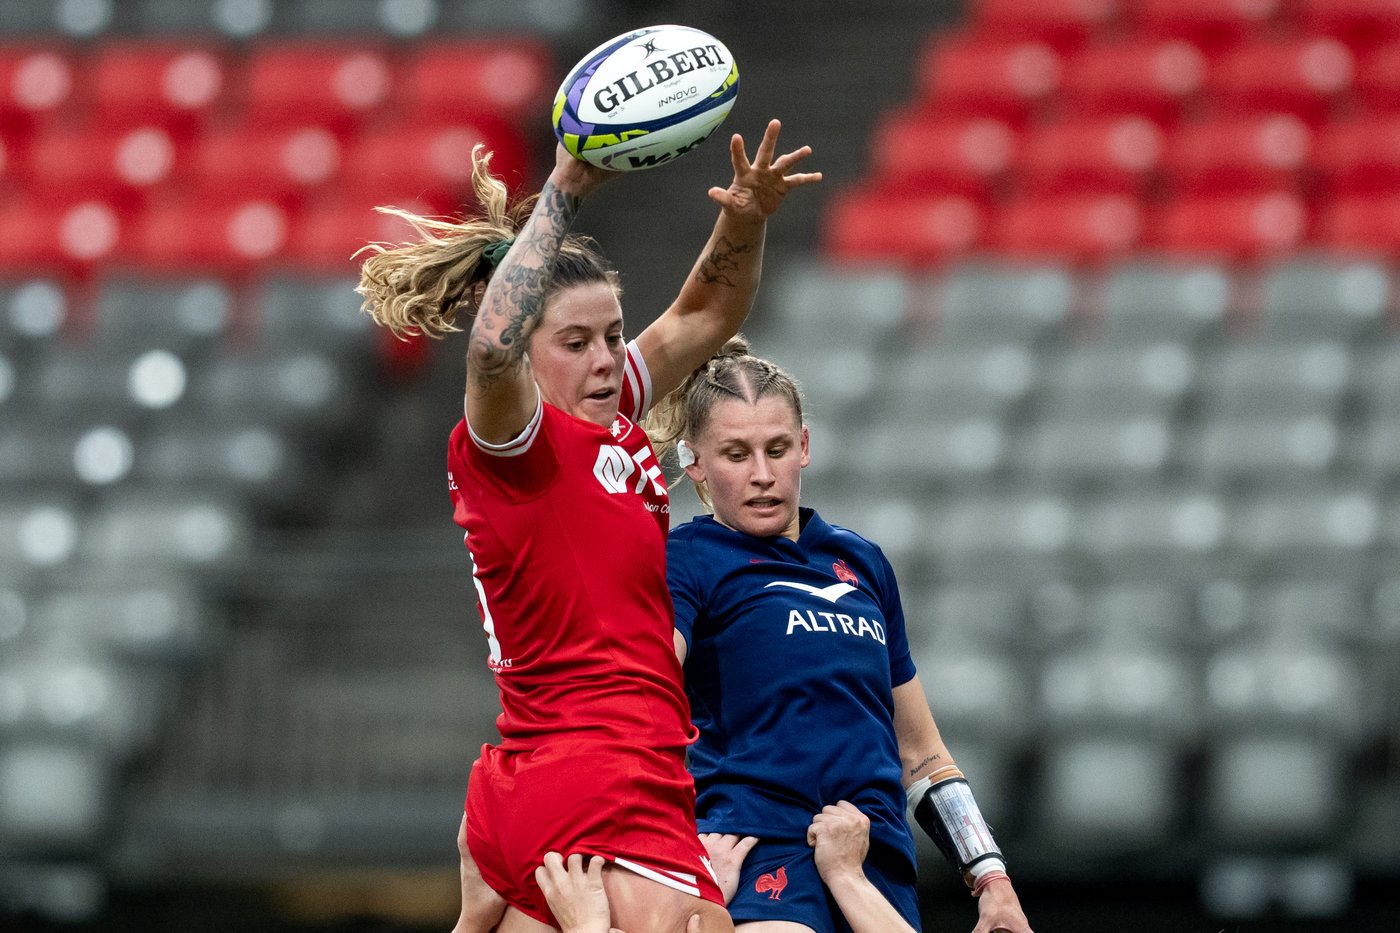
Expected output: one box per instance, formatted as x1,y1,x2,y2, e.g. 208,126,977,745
357,121,820,932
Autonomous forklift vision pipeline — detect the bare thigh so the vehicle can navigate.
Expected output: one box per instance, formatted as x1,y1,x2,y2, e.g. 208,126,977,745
734,924,816,933
604,865,734,933
497,906,554,933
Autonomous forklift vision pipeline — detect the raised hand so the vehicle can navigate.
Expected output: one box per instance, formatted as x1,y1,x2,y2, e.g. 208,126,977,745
708,118,822,219
699,832,760,904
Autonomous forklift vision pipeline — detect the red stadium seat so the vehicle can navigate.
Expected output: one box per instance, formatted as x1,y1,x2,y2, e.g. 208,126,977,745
916,35,1062,121
0,46,77,129
1016,116,1164,194
282,193,441,274
1060,39,1207,120
1313,115,1400,194
0,198,124,272
243,44,394,131
969,0,1120,47
1161,114,1313,193
340,121,529,204
991,193,1143,260
191,125,343,202
1297,0,1400,50
126,195,293,273
824,187,987,266
401,40,554,124
870,110,1016,196
1316,195,1400,255
1131,0,1284,48
1356,41,1400,109
1208,39,1356,119
22,125,181,201
1152,192,1308,258
89,43,228,134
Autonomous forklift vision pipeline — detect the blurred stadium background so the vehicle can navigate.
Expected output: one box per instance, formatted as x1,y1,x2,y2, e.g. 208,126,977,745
1,0,1398,930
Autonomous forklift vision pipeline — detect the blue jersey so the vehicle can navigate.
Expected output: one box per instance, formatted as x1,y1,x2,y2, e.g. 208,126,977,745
668,508,919,873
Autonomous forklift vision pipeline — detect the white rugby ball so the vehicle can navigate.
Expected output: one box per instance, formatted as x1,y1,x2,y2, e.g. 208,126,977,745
553,25,740,172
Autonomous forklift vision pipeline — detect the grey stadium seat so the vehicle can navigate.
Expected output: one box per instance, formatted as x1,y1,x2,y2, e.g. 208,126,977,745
254,277,373,355
92,279,233,357
1205,734,1346,843
1184,415,1341,482
1196,340,1353,419
1096,260,1232,343
1037,342,1195,419
766,262,909,352
1255,256,1391,340
1037,737,1180,847
82,492,251,568
880,343,1039,421
931,262,1076,345
1011,415,1173,486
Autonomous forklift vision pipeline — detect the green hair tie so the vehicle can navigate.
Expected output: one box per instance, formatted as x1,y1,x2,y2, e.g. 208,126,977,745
482,238,515,269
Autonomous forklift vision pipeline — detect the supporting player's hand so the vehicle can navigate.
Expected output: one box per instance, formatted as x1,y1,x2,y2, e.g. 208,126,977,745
971,877,1035,933
698,832,759,904
709,118,822,220
454,811,507,933
807,801,871,884
535,852,620,933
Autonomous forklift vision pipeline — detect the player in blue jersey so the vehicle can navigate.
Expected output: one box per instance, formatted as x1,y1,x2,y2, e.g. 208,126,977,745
649,338,1034,933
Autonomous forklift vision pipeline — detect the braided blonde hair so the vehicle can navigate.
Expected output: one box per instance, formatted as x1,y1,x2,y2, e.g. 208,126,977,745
356,145,619,340
646,336,805,507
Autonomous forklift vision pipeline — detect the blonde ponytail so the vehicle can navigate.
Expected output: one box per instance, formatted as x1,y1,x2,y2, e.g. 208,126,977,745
356,145,535,340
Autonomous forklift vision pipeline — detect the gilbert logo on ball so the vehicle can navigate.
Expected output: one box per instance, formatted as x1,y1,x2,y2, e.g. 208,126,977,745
553,25,739,172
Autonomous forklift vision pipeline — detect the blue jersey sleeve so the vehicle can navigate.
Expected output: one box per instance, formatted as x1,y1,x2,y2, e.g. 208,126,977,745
874,546,918,688
666,533,701,654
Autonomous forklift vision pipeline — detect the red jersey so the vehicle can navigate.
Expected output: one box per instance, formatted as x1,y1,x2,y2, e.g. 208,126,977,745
446,342,694,750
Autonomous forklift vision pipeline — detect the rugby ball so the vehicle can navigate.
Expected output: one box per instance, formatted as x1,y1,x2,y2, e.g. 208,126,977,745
553,25,740,172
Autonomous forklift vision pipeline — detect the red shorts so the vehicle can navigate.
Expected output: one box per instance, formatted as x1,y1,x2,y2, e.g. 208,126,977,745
464,739,726,926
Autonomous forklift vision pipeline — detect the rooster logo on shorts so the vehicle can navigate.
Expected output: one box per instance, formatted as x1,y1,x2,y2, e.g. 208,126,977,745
755,866,788,900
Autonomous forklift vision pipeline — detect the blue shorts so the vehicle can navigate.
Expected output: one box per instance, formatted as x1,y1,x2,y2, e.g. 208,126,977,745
728,838,921,933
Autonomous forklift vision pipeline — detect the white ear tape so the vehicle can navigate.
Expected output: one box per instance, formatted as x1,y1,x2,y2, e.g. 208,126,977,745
676,439,696,468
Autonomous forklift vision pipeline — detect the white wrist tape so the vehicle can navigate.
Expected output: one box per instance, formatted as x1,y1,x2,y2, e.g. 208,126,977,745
909,776,1005,882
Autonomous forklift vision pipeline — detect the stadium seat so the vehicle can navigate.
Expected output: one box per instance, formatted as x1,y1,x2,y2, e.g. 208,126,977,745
1206,647,1364,734
968,0,1120,47
1186,416,1340,482
339,120,529,206
1151,191,1309,258
89,43,228,133
910,645,1032,740
1060,39,1207,119
1355,40,1400,108
1251,580,1367,645
767,262,909,350
991,193,1144,260
1254,257,1391,338
1095,260,1233,343
1040,648,1196,732
126,194,292,273
0,45,77,129
1356,418,1400,482
1207,39,1356,119
918,584,1026,649
1011,415,1173,484
0,497,80,569
1298,0,1400,50
190,125,343,202
1161,115,1313,194
400,40,554,125
242,43,394,131
868,110,1016,196
1229,491,1380,568
914,35,1062,121
1072,493,1229,578
1039,343,1196,417
189,349,356,430
91,278,234,355
281,192,440,275
0,279,69,352
1086,583,1194,644
849,418,1007,488
1038,737,1180,846
823,187,987,266
1015,116,1164,194
0,740,110,846
83,491,251,567
1360,345,1400,417
1197,341,1352,417
931,262,1077,344
1316,194,1400,255
1130,0,1284,48
36,575,214,662
1313,115,1400,195
134,420,308,507
879,343,1039,417
927,495,1075,568
1206,734,1344,841
23,125,181,201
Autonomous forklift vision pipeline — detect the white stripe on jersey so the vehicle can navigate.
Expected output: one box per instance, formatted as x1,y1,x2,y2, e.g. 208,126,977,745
612,857,701,897
624,340,653,422
467,390,543,457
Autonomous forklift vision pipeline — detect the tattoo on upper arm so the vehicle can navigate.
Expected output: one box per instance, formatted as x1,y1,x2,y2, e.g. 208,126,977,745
697,235,753,287
910,754,943,777
469,183,581,391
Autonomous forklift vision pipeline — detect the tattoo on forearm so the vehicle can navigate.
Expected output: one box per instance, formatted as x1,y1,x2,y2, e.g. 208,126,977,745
470,183,581,390
910,754,943,777
697,235,753,287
